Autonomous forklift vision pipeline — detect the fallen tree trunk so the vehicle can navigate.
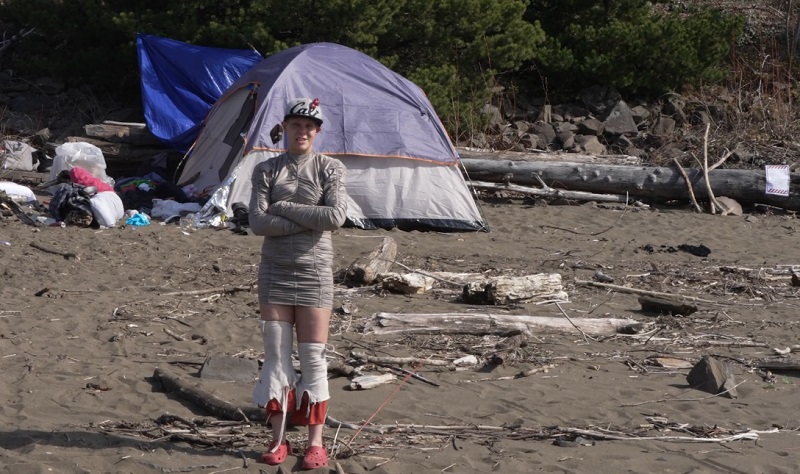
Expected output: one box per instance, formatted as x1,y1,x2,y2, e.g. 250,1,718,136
456,148,642,166
153,366,265,422
365,312,643,336
460,159,800,210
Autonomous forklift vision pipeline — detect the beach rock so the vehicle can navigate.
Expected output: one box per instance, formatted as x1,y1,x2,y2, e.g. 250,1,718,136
716,196,743,216
652,115,676,137
686,355,738,398
601,100,638,136
200,355,258,383
574,135,606,155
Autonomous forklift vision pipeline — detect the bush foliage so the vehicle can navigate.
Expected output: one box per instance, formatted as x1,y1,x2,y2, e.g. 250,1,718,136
0,0,744,139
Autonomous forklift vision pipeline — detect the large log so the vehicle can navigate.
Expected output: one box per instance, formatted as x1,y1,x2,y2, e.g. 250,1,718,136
456,147,642,166
365,312,643,336
83,121,164,147
460,159,800,210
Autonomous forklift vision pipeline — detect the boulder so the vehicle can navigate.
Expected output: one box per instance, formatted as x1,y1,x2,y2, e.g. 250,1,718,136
601,100,638,136
686,355,738,398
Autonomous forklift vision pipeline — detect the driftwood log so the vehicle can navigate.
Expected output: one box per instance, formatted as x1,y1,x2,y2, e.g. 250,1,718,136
460,159,800,210
83,121,164,147
462,273,568,305
348,236,397,285
365,312,643,337
471,180,631,203
378,271,568,304
638,295,699,316
348,373,396,390
380,272,436,294
153,366,266,422
756,358,800,371
456,148,642,166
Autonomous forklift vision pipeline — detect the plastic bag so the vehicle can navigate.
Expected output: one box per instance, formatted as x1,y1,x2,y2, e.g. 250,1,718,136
48,142,114,190
150,199,203,222
125,211,151,227
90,191,125,227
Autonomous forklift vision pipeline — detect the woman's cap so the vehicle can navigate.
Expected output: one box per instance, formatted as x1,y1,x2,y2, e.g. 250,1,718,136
284,98,323,125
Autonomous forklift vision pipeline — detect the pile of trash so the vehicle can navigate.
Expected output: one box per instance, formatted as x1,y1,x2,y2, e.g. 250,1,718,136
1,140,247,232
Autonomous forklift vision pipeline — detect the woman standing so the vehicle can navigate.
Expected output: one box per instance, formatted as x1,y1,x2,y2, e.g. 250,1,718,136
249,97,347,469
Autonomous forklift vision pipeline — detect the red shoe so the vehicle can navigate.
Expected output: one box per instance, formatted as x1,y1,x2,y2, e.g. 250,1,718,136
260,439,290,465
301,445,328,470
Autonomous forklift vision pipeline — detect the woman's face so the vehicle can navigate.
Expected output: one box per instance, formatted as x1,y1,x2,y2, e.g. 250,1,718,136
283,117,321,154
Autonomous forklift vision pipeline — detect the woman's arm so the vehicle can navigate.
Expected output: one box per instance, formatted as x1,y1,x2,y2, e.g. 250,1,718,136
248,165,309,237
269,160,347,232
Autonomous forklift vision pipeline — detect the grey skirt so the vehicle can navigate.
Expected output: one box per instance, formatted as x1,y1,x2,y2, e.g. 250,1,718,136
257,230,334,308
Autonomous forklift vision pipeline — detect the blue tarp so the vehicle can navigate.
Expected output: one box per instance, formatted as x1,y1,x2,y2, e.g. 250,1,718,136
136,33,262,152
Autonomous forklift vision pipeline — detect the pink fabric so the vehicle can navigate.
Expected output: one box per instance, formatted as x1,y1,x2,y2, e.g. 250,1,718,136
69,167,113,192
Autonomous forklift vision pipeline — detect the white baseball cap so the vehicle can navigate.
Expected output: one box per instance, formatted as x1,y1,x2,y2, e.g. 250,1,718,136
284,97,323,125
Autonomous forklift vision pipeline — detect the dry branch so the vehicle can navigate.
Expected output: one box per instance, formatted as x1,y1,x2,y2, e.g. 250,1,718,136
29,241,78,260
460,364,556,383
574,279,719,304
163,327,187,341
350,350,453,367
562,427,764,443
672,158,703,213
470,180,630,203
160,283,255,297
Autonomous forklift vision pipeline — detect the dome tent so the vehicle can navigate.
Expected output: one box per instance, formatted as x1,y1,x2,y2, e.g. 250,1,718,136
177,42,487,232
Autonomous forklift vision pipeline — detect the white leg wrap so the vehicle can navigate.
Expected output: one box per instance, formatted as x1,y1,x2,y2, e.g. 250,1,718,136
296,342,330,413
252,321,298,408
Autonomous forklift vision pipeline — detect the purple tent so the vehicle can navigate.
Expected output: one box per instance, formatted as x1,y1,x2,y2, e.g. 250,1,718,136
179,42,486,231
234,43,457,163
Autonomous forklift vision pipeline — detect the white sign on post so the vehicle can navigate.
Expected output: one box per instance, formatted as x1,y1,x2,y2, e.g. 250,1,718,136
765,165,790,196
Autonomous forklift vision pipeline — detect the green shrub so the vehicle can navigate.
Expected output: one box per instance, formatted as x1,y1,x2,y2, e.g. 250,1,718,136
0,0,743,139
524,0,744,96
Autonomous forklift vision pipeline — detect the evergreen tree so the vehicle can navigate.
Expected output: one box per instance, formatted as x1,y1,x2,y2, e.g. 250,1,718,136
525,0,744,96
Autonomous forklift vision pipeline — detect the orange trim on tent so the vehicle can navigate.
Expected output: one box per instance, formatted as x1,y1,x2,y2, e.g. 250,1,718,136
246,146,460,166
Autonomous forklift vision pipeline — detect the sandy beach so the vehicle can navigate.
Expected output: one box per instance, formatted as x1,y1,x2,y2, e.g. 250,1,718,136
1,194,800,474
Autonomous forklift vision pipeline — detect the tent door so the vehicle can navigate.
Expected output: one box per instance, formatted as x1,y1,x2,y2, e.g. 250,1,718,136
217,92,257,182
